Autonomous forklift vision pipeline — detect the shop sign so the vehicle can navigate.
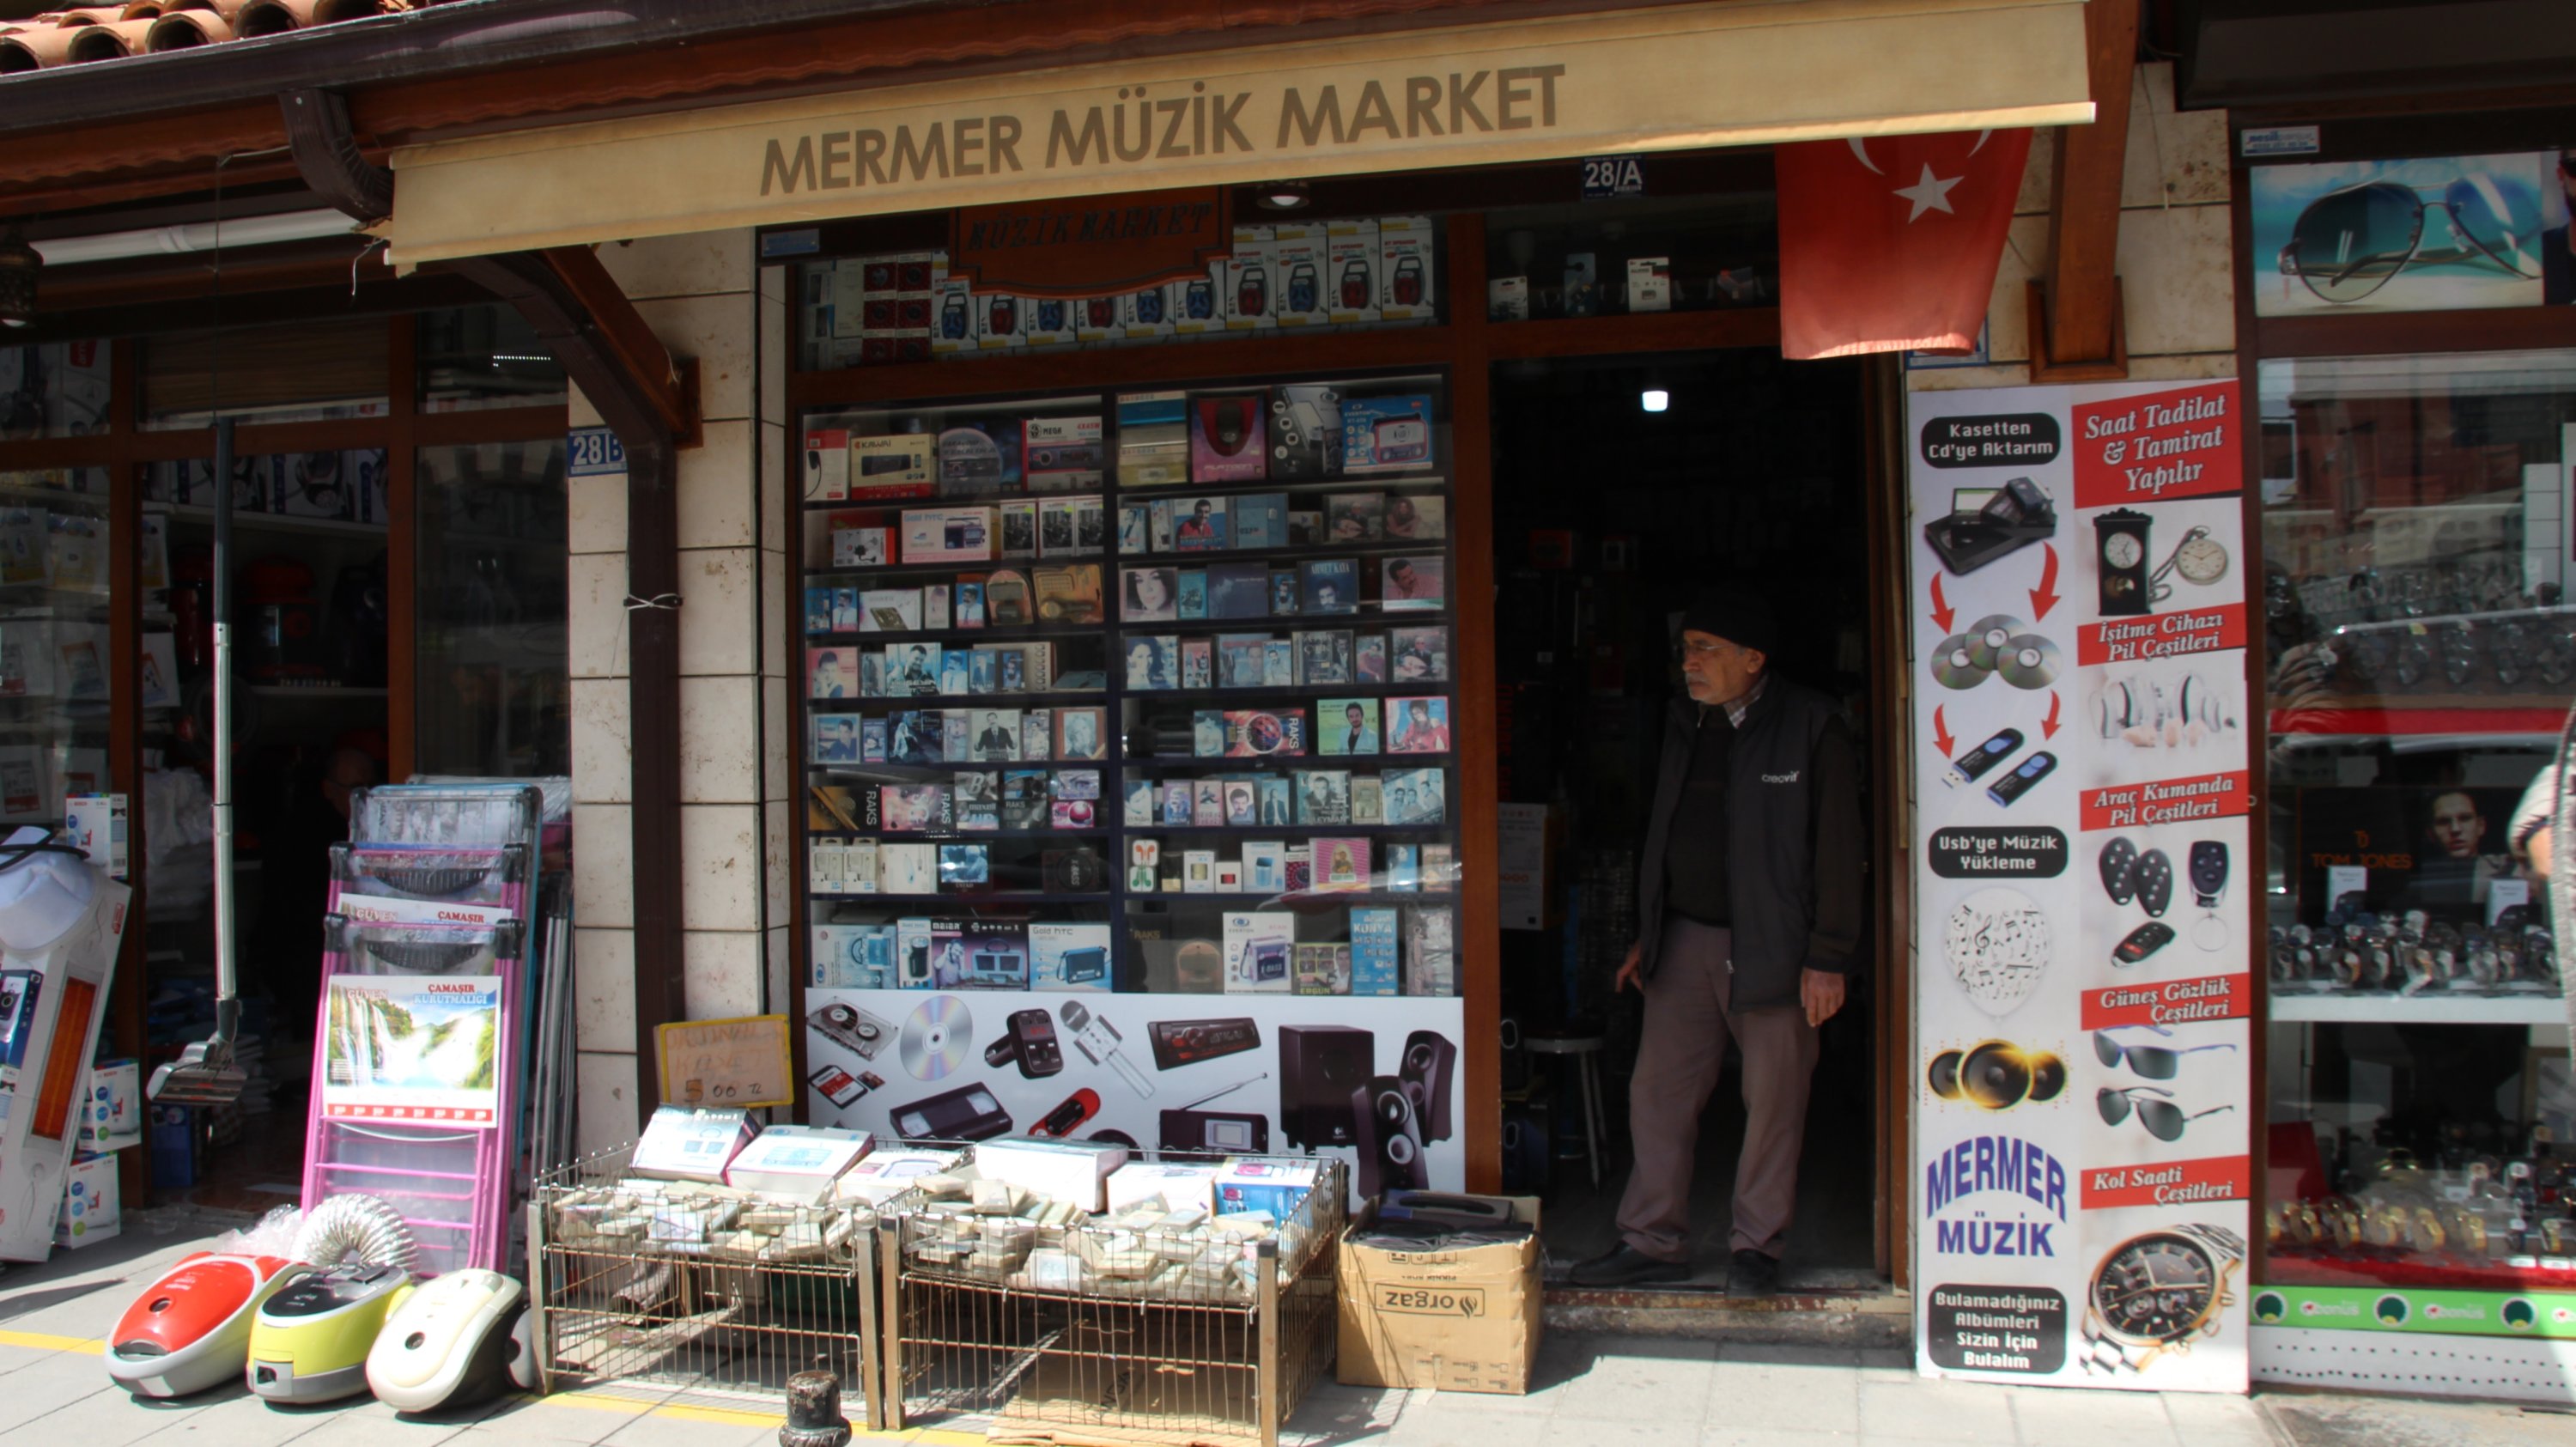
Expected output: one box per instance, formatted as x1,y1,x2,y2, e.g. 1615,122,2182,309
382,0,2093,264
2252,1285,2576,1339
1909,378,2253,1394
947,189,1234,298
2251,150,2570,317
1580,155,1645,201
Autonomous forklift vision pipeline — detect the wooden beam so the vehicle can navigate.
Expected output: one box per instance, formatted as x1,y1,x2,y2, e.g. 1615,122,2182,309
2038,0,2137,374
541,246,696,446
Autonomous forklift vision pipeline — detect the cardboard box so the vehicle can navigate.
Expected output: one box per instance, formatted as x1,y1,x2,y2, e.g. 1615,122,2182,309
931,277,975,355
975,291,1027,350
1225,226,1279,331
1212,1156,1321,1219
629,1105,757,1183
836,1145,966,1204
64,794,126,882
802,429,851,502
81,1056,140,1151
1020,296,1078,348
1173,264,1226,336
1273,223,1332,327
1337,1196,1543,1393
848,434,935,499
1326,220,1380,324
724,1124,875,1202
973,1135,1129,1212
1104,1160,1220,1213
56,1151,119,1248
1024,416,1105,492
1378,216,1437,321
1625,255,1674,313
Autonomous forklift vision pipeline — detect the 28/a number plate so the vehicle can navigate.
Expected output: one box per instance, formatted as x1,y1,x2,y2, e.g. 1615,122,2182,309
1581,155,1645,200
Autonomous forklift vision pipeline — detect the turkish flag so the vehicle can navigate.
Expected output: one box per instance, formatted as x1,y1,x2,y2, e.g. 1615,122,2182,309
1775,130,2033,361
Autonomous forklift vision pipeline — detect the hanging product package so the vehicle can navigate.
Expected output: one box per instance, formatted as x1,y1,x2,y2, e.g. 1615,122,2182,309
0,827,130,1262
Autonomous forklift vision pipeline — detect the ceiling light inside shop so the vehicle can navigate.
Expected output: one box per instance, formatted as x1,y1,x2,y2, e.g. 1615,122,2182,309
1255,182,1310,211
1640,388,1669,412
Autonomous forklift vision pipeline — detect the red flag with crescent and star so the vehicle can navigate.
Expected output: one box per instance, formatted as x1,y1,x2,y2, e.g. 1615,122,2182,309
1775,129,2033,361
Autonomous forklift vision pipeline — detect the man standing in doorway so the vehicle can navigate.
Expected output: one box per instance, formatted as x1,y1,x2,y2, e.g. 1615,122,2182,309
1571,590,1863,1295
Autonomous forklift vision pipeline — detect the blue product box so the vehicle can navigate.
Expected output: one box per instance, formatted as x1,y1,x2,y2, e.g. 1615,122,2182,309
1350,908,1400,995
1340,396,1435,474
1118,391,1188,429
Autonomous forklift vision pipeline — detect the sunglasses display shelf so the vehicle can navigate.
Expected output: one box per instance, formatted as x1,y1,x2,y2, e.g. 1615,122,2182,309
797,374,1460,1000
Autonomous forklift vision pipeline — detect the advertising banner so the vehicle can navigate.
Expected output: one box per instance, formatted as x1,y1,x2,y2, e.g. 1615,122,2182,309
2250,152,2569,317
806,988,1464,1200
318,975,504,1126
1909,379,2252,1390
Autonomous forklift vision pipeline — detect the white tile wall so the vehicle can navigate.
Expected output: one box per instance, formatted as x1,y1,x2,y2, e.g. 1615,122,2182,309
680,673,763,803
599,228,756,302
635,293,756,423
676,546,757,678
677,419,757,550
569,677,632,805
573,927,638,1051
575,1050,640,1158
683,929,766,1020
679,802,763,933
567,552,632,680
570,803,635,927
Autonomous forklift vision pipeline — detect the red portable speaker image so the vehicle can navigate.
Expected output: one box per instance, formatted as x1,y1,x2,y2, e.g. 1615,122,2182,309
1237,263,1267,317
1086,297,1117,328
987,296,1017,336
1391,256,1425,307
1340,260,1371,309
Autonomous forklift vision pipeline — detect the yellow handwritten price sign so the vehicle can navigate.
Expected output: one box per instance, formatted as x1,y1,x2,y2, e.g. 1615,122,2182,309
655,1014,794,1109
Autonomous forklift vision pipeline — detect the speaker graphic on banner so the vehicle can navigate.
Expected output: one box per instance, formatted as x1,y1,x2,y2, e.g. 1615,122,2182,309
1908,378,2252,1393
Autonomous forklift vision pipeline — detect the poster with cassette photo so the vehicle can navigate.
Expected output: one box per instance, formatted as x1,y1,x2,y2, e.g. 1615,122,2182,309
805,988,1466,1203
1908,378,2251,1394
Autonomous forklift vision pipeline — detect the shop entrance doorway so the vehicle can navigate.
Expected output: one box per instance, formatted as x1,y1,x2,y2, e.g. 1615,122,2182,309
1490,350,1884,1290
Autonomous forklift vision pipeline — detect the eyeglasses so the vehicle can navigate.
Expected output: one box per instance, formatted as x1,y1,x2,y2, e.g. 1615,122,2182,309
2097,1085,2233,1141
2093,1027,2238,1081
2275,175,2541,304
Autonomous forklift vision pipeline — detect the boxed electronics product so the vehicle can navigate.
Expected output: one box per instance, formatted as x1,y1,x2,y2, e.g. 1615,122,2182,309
1268,384,1344,480
55,1150,119,1248
973,1135,1130,1212
1327,219,1381,324
1225,225,1279,331
1377,216,1437,321
803,429,851,502
1120,284,1174,340
1340,395,1436,474
1337,1195,1543,1394
937,423,1021,495
901,506,995,563
1019,295,1078,349
1118,391,1191,488
836,1145,967,1204
848,434,935,499
1222,910,1296,994
1173,264,1226,337
1625,256,1674,313
1212,1157,1322,1219
1488,277,1530,322
81,1055,141,1151
1024,416,1105,492
272,451,355,519
64,793,126,880
930,276,976,355
629,1105,758,1183
1074,295,1124,345
1105,1160,1222,1213
1272,222,1332,327
1030,921,1114,990
975,291,1027,350
1191,396,1268,483
46,341,110,435
724,1124,877,1201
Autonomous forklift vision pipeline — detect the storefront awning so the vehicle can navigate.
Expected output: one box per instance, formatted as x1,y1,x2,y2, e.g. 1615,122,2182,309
380,0,2095,267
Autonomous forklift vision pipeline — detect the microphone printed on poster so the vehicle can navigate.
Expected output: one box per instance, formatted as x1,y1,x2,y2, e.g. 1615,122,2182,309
2071,383,2241,509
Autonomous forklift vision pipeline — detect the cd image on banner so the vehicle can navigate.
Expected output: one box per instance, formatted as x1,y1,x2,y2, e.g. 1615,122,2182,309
902,994,973,1080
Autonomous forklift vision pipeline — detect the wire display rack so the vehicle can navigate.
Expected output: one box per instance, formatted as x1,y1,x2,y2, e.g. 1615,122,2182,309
878,1157,1346,1447
527,1143,888,1418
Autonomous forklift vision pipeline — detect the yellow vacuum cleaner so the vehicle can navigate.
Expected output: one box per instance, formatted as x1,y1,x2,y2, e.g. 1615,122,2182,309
246,1262,415,1405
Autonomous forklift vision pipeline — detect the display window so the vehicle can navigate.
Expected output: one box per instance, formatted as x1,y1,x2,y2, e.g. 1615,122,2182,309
2260,347,2576,1288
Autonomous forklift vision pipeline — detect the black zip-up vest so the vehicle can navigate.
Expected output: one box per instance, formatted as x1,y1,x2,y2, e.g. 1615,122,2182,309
1635,677,1840,1011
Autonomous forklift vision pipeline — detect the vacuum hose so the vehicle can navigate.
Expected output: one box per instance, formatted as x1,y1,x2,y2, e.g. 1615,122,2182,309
294,1193,420,1273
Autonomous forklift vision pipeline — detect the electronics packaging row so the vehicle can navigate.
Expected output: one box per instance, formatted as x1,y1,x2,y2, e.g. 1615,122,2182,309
144,449,393,523
801,219,1436,370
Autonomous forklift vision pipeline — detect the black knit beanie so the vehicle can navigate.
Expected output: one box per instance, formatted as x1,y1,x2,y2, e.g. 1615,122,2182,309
1680,588,1779,658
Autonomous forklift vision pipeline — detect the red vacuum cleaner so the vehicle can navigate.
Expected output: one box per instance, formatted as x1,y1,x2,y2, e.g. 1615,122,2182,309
104,1253,312,1399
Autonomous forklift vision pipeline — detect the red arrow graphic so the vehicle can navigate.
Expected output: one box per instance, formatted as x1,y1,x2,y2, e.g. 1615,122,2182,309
2041,690,2063,739
1929,575,1955,635
1933,705,1954,757
2029,544,2060,621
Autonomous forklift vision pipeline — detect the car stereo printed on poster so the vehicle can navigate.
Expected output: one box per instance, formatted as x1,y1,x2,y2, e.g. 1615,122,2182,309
1909,379,2251,1392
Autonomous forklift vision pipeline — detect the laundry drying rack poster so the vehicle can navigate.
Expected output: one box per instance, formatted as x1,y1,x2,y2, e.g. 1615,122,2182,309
1907,379,2252,1392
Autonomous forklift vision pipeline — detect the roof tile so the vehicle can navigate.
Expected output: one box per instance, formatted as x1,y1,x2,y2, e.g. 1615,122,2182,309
2,0,420,71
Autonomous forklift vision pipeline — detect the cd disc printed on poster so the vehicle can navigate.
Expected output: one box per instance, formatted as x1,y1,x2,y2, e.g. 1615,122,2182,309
1998,635,2062,690
1965,615,2026,671
901,995,973,1080
1931,635,1989,690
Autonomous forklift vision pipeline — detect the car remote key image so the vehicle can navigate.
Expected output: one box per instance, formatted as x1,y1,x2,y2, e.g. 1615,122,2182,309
2190,842,2230,909
1944,728,2024,788
2135,849,2174,917
2113,921,2176,965
1984,751,2056,807
2099,836,2139,904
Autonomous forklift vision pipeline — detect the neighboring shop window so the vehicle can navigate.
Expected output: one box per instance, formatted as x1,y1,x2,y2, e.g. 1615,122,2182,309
415,440,570,776
2261,349,2576,1283
0,467,119,830
0,341,110,438
417,304,569,414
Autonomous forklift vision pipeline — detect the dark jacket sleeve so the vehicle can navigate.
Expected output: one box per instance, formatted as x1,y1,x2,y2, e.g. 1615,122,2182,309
1807,715,1865,974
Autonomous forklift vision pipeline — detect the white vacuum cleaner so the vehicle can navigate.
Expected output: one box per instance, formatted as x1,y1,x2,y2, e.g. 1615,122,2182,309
104,1253,312,1399
365,1268,529,1414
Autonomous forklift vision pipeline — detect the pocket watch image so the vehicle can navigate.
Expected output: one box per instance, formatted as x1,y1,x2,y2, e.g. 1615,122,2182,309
2079,1225,2245,1375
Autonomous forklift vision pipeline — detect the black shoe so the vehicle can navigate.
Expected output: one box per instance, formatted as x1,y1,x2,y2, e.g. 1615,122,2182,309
1726,1249,1782,1297
1569,1244,1690,1287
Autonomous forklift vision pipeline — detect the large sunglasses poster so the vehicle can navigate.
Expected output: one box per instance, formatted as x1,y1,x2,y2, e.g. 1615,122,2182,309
1909,379,2252,1392
2251,151,2572,316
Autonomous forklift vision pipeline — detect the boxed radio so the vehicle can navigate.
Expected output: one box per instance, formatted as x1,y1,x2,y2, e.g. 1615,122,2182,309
1341,396,1435,474
1023,416,1105,491
849,435,935,498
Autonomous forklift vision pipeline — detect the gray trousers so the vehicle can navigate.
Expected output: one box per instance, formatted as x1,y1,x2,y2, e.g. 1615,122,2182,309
1616,915,1821,1262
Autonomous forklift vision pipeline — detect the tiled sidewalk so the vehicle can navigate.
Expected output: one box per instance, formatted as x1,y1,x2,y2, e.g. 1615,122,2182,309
0,1209,2561,1447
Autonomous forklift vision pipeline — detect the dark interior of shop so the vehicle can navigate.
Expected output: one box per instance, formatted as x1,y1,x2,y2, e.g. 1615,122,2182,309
1487,349,1881,1288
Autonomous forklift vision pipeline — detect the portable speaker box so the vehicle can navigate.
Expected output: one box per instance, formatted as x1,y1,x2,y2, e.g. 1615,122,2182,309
1337,1195,1542,1395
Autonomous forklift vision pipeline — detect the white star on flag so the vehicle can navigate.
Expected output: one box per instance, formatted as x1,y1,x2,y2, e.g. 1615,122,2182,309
1893,163,1963,222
